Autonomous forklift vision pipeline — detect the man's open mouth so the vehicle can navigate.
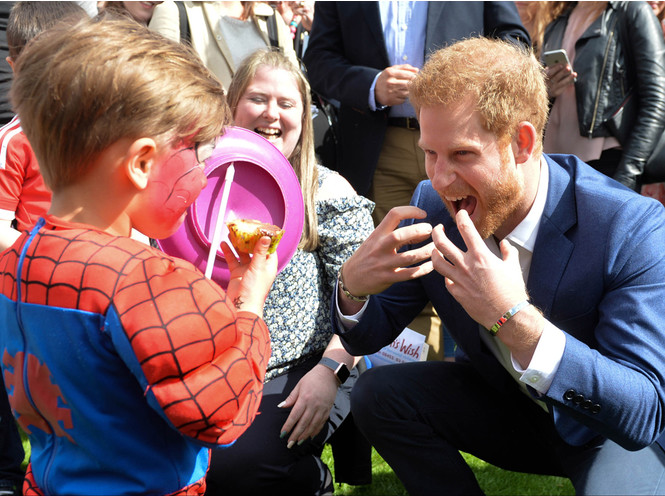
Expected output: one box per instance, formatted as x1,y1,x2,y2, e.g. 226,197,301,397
446,195,477,216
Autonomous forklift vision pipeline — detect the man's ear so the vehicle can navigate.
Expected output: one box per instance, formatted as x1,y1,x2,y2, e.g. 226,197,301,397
125,138,158,190
5,56,14,72
513,121,537,165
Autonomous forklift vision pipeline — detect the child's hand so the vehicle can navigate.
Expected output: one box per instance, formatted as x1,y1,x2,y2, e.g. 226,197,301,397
221,236,278,317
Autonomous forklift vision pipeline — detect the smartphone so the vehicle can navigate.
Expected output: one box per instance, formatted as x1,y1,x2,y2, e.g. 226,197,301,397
543,49,571,68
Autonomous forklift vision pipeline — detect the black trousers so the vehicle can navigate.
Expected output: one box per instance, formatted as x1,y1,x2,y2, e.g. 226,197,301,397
206,355,369,496
351,361,665,496
0,374,24,489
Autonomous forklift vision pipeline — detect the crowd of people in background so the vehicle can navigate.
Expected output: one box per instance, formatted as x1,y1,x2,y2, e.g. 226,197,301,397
1,2,665,496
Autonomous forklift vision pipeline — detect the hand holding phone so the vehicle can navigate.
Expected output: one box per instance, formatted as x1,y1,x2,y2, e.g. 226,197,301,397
543,49,577,92
543,49,572,68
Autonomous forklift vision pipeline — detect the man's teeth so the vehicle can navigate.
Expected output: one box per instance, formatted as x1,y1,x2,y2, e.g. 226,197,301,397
445,195,467,201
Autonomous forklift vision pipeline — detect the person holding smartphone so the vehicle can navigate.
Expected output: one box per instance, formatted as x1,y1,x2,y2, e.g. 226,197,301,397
543,48,577,86
541,1,665,191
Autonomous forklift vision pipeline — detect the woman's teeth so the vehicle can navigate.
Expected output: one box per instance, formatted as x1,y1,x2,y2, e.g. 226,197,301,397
255,127,281,139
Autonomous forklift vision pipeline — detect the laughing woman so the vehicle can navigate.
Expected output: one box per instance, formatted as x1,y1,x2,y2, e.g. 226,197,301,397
205,49,375,496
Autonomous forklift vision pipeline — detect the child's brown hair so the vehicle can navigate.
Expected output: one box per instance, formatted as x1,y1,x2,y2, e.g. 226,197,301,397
7,1,87,60
11,15,230,191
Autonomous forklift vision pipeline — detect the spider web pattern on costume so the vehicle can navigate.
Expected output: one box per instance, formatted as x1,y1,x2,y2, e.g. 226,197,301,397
0,226,155,313
113,254,270,443
0,223,270,447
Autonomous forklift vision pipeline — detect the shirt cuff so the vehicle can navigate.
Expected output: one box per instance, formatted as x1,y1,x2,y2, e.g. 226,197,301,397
369,72,388,112
334,283,369,330
513,320,566,394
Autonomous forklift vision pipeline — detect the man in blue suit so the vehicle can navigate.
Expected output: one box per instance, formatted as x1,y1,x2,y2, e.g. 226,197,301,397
333,37,665,495
306,1,530,362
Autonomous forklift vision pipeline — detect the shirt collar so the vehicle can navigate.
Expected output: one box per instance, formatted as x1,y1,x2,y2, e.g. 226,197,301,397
503,156,549,254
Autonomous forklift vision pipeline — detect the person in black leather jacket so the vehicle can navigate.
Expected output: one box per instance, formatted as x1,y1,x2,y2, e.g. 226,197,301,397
542,1,665,191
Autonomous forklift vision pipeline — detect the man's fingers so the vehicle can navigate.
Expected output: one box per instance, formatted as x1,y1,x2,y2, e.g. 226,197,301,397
390,70,418,82
384,64,419,79
391,63,419,72
395,260,434,280
391,224,433,252
393,240,435,266
431,236,457,276
379,206,428,232
499,239,522,270
455,209,487,253
431,224,465,266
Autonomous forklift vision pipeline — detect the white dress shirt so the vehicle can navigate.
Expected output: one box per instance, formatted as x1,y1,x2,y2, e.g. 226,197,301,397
368,1,428,117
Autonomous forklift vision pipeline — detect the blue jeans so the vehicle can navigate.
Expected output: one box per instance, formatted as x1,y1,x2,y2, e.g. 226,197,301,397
352,361,665,495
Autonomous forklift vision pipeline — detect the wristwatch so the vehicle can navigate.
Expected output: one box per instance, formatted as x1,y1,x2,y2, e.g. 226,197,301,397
318,357,350,385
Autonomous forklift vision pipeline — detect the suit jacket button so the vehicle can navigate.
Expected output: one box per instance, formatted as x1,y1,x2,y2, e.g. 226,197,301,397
573,394,585,405
563,389,576,401
591,403,601,414
582,399,593,409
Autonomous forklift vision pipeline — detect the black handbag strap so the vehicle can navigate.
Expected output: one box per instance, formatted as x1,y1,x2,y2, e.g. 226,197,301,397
175,1,191,44
266,10,279,48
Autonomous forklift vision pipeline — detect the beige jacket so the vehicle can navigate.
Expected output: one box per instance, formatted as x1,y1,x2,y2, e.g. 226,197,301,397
149,1,297,89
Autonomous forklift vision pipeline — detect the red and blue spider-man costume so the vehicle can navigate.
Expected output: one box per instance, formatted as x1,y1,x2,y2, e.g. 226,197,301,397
0,215,271,495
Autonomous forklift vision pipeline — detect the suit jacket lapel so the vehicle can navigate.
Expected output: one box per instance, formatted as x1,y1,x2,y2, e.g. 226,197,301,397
361,2,392,66
425,1,445,54
527,156,576,318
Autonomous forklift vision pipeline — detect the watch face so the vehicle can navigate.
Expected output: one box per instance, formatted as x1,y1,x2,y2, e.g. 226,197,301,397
336,363,351,384
319,357,351,384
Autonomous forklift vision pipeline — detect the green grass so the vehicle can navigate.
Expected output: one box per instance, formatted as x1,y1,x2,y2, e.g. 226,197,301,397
321,445,575,496
21,430,574,495
20,428,30,470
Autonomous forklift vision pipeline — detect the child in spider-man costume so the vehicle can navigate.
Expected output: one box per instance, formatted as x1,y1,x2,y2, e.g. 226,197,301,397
0,15,277,496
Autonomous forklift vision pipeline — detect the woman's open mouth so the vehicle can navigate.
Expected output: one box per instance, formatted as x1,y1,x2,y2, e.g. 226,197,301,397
255,127,281,141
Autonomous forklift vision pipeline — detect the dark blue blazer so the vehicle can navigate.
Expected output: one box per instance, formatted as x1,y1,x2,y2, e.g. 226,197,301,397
336,154,665,451
303,1,530,195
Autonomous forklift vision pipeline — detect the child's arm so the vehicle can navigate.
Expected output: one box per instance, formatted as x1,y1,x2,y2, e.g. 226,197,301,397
108,241,277,447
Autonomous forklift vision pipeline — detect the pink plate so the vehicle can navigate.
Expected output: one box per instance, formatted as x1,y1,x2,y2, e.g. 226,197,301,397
157,126,304,288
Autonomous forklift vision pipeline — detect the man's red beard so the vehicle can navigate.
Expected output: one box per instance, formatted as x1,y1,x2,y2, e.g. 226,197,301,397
441,155,523,239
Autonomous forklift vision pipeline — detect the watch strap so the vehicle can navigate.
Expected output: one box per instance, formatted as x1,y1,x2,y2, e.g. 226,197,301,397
318,357,350,384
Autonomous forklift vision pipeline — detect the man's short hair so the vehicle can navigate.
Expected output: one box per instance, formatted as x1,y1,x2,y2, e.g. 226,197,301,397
410,37,549,152
11,15,229,191
7,1,87,60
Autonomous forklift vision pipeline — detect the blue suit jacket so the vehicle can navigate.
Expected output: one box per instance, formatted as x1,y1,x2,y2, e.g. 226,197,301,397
336,154,665,451
303,1,530,195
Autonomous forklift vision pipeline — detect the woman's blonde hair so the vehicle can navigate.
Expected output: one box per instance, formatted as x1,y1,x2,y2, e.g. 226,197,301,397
227,48,319,251
410,37,549,154
11,14,229,191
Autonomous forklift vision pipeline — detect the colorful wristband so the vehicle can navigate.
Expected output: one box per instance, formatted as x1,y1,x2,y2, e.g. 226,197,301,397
488,300,530,336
